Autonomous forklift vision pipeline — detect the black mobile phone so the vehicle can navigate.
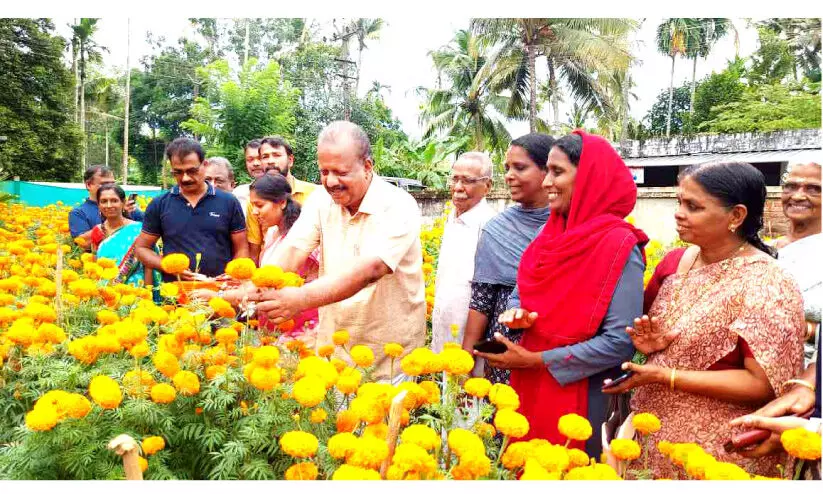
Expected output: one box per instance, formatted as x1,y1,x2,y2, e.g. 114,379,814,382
473,338,507,354
601,370,635,390
128,193,138,202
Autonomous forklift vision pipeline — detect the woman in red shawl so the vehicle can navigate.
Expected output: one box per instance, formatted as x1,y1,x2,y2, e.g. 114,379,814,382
474,130,648,458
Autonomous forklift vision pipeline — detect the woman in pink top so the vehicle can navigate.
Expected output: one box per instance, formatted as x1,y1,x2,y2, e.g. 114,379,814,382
250,173,320,341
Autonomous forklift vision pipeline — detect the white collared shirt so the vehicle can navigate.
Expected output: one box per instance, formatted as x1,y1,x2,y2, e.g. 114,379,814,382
431,198,497,352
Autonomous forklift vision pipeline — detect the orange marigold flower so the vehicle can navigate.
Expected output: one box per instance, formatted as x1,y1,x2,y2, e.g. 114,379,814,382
160,253,189,275
224,258,256,280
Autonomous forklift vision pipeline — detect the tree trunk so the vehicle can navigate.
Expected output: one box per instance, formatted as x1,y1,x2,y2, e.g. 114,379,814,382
666,54,676,138
689,56,698,115
72,22,79,124
475,113,483,151
104,118,109,167
355,43,363,97
619,74,631,156
527,43,537,133
80,43,86,169
122,20,131,186
243,19,250,66
547,58,559,133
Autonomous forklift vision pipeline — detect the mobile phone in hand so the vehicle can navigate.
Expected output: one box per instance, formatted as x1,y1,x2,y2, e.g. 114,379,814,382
601,370,635,390
128,193,138,202
473,338,507,354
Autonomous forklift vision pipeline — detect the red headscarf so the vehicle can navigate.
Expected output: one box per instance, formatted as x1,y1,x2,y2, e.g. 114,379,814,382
510,130,648,446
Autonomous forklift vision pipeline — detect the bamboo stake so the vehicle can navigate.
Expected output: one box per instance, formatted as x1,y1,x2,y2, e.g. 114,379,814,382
55,246,64,327
107,434,143,480
379,390,407,479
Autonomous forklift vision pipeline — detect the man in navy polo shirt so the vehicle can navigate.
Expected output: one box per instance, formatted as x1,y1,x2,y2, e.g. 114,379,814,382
69,165,144,248
134,138,249,282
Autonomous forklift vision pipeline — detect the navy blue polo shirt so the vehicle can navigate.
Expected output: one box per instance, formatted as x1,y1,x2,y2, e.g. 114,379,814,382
142,183,246,281
69,198,145,238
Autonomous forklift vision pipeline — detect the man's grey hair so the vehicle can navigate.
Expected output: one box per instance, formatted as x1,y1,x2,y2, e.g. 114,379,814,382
204,156,235,182
454,151,493,179
317,120,372,161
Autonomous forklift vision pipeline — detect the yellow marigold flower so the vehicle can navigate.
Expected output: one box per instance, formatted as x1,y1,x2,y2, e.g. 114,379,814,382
400,424,441,451
391,443,438,475
669,443,705,467
347,436,389,470
384,342,404,358
292,376,326,407
363,423,389,440
25,407,59,432
36,323,66,345
88,375,123,409
520,458,561,480
101,267,119,280
63,393,92,419
349,396,384,425
225,258,256,280
96,257,116,269
317,344,334,358
703,461,751,480
158,283,179,299
214,327,239,347
295,355,339,389
609,438,641,461
473,422,496,439
332,329,350,346
464,377,492,398
350,345,375,367
249,266,287,290
253,345,281,367
657,440,675,457
141,436,165,456
780,427,822,460
74,236,88,247
172,370,200,396
328,432,358,459
279,430,319,458
150,383,176,404
455,451,491,478
123,370,155,397
494,408,530,439
567,448,590,469
285,462,318,480
331,464,381,480
558,413,593,442
309,408,328,424
129,341,150,359
336,409,359,433
632,412,662,435
138,456,148,473
488,383,520,411
399,347,436,376
206,365,227,381
685,450,717,480
153,351,180,379
249,366,281,391
336,367,362,395
532,443,570,472
418,380,440,404
501,442,533,470
448,429,485,458
160,253,189,275
97,309,119,325
208,297,236,319
67,335,100,365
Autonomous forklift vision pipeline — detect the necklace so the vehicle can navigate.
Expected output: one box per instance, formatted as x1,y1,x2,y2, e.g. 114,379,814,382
663,241,748,329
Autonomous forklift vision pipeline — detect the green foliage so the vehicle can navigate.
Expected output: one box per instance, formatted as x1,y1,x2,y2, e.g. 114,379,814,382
691,58,747,127
748,26,796,85
699,80,821,133
183,58,300,183
645,84,692,136
0,18,82,181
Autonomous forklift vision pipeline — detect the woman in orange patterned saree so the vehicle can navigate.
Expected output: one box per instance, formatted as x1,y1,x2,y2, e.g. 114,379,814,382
604,162,806,478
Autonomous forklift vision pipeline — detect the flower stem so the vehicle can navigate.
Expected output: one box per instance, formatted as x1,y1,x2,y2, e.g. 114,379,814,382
793,459,805,480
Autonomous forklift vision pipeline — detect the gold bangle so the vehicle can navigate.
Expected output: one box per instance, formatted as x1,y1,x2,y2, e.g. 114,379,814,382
785,379,816,392
670,368,677,391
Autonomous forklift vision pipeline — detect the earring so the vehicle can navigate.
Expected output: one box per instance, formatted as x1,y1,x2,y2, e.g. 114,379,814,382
729,224,736,233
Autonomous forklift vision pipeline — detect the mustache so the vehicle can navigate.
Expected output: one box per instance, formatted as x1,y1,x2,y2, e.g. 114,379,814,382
326,186,347,194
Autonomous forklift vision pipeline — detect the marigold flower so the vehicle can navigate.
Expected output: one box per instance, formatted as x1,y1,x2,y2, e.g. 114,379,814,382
703,461,751,480
285,462,318,480
336,409,359,433
214,327,239,347
250,265,285,288
317,344,334,358
448,429,485,458
780,427,822,460
160,253,189,275
531,443,570,472
349,396,384,425
249,366,281,391
328,432,358,459
290,375,326,407
88,375,123,409
400,424,441,451
158,283,179,299
501,442,533,470
347,436,389,470
138,456,148,472
295,356,339,389
632,412,662,435
558,413,593,442
609,438,641,461
350,345,375,367
464,377,492,398
123,370,155,396
685,450,717,480
336,367,362,395
172,370,200,396
494,409,530,439
150,383,176,404
520,458,560,480
391,443,437,476
253,345,281,367
332,329,350,346
657,440,675,457
488,383,520,410
384,342,404,358
441,347,474,375
141,436,165,456
206,365,227,381
153,351,180,379
331,464,381,480
473,422,496,439
418,380,440,404
25,407,59,432
455,451,491,479
280,430,319,458
224,258,256,280
567,448,590,469
97,310,120,325
208,297,236,319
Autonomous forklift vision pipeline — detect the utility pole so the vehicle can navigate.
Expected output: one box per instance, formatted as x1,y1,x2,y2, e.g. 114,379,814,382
243,19,250,66
331,20,358,121
122,19,131,185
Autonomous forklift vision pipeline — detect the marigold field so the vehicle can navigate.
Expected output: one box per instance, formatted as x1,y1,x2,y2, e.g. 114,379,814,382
0,202,818,480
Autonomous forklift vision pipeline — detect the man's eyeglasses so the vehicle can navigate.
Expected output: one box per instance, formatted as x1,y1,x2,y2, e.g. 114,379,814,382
447,175,490,187
171,165,202,178
782,181,822,197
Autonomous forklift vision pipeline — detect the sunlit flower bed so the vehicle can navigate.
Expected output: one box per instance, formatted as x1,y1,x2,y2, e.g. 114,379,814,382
0,203,818,480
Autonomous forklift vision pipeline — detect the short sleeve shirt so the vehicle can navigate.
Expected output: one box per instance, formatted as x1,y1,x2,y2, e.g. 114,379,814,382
280,176,426,380
142,183,246,281
69,198,144,238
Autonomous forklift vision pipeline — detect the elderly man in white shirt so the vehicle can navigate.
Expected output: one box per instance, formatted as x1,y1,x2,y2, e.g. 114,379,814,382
431,152,497,353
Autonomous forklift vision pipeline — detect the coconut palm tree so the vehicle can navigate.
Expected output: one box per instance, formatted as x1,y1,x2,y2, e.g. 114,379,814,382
686,19,736,115
471,18,638,132
352,18,384,95
74,18,107,167
419,30,513,152
656,18,695,137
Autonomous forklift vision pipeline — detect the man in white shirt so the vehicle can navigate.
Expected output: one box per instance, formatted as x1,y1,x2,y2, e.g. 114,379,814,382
431,152,496,353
